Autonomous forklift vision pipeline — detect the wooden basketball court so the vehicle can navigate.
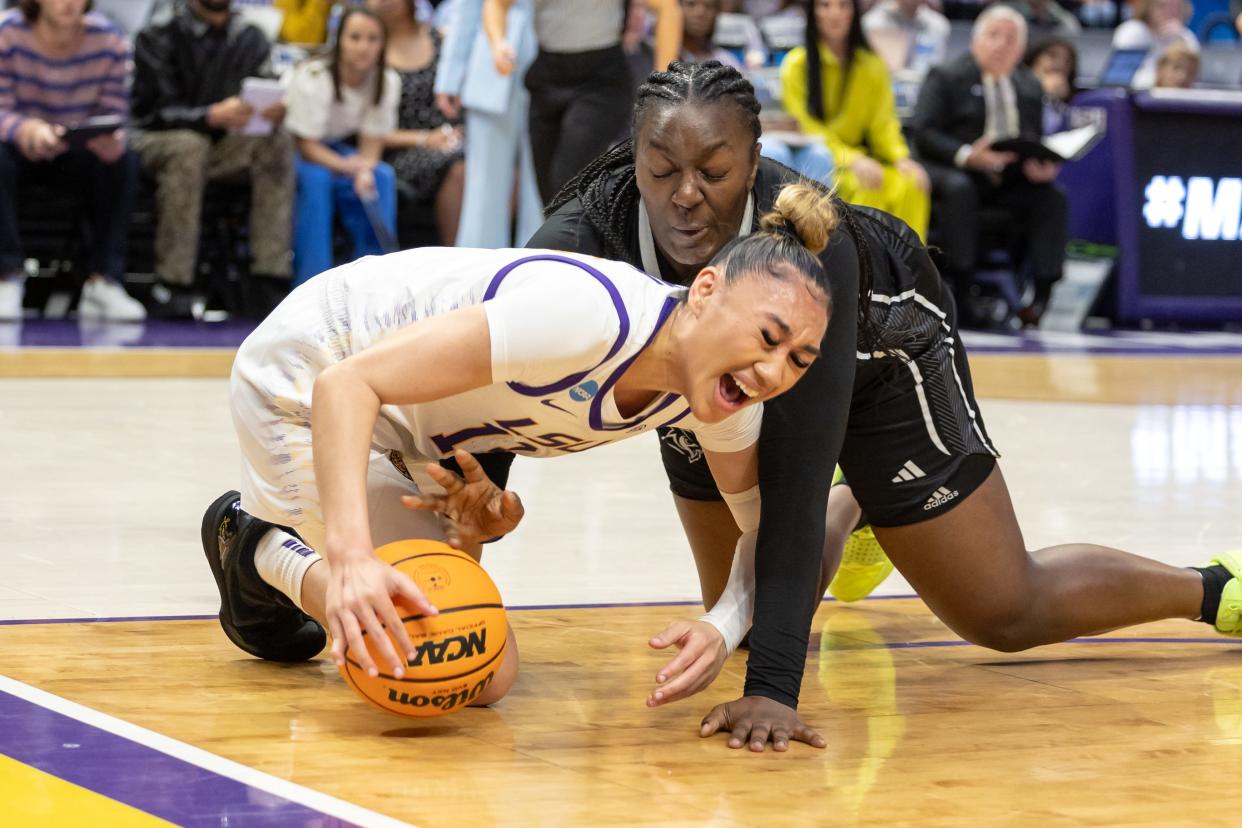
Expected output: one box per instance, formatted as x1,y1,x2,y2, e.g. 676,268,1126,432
3,333,1241,826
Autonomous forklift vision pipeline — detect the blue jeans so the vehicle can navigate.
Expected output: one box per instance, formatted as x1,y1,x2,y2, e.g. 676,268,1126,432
761,138,834,185
293,142,397,285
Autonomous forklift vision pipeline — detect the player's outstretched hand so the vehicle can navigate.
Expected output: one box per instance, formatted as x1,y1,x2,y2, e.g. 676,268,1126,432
700,696,827,753
646,619,728,707
324,553,439,680
402,449,525,548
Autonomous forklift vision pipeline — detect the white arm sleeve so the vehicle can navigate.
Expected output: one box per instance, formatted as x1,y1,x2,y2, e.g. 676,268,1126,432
700,483,761,652
700,530,756,654
684,402,763,454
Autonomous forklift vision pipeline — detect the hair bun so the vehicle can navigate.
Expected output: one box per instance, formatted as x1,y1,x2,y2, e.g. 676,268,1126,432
758,183,838,256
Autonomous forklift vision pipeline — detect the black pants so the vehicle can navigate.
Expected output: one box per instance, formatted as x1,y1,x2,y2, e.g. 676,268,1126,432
925,161,1068,289
524,45,634,205
0,142,138,280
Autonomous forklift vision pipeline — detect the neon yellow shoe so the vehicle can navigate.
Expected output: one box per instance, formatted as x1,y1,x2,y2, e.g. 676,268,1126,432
1209,552,1242,636
828,525,894,603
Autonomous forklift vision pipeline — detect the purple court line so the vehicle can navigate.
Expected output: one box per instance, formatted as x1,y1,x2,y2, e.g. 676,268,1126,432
0,593,927,627
831,636,1234,651
0,689,356,828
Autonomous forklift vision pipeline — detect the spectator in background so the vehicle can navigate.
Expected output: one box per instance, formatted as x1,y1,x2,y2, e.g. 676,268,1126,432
861,0,950,75
912,4,1067,327
1154,40,1199,88
681,0,743,67
1023,35,1077,132
367,0,464,247
485,0,683,204
273,0,333,43
1004,0,1081,35
433,0,542,247
0,0,145,321
132,0,295,318
283,6,399,284
781,0,930,238
676,0,833,183
1112,0,1198,89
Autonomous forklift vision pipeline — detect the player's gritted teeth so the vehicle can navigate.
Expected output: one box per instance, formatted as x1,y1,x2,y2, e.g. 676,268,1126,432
716,372,762,411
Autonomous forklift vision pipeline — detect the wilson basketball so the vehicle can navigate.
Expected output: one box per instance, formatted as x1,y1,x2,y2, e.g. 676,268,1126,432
338,539,508,719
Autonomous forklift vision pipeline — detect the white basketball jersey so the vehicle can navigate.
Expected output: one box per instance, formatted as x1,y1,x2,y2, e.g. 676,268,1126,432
234,248,761,465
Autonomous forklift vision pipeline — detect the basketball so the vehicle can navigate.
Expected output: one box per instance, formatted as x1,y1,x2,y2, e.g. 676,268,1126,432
338,539,508,719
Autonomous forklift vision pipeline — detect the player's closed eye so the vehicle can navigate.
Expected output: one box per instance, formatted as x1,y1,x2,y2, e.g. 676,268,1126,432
763,329,810,369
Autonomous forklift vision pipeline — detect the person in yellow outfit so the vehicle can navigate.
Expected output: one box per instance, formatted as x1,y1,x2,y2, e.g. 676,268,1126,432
780,0,930,239
275,0,333,44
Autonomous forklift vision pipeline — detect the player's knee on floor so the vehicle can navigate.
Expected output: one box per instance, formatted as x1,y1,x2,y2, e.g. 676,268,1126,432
943,604,1044,653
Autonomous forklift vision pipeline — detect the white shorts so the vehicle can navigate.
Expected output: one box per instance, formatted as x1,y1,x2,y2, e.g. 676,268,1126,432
230,300,446,554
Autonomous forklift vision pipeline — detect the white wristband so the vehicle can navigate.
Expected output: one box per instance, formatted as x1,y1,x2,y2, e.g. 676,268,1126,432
699,530,756,653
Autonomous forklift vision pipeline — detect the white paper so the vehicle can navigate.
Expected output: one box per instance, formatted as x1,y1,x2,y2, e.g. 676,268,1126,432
1043,124,1103,162
240,77,285,136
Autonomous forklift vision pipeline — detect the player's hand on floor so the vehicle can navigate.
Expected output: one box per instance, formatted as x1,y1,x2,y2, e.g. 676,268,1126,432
403,450,525,548
646,619,728,707
324,553,438,680
700,696,827,753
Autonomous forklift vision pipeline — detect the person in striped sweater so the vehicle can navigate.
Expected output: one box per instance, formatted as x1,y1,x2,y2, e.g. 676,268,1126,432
0,0,146,321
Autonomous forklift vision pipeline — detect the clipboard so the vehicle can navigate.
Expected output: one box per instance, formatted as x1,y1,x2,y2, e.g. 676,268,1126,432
992,124,1104,163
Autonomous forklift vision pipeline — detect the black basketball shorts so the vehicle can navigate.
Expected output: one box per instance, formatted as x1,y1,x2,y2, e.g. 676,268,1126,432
658,295,1000,528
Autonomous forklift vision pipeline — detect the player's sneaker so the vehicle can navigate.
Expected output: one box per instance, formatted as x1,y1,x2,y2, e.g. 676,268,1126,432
201,491,325,661
1207,552,1242,637
828,525,894,603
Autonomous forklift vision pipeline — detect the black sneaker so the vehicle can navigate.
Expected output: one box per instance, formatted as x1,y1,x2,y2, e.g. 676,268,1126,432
201,491,326,662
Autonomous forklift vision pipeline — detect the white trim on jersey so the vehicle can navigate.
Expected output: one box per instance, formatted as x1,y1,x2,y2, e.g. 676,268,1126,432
636,195,755,279
944,335,998,456
895,347,951,456
856,288,997,457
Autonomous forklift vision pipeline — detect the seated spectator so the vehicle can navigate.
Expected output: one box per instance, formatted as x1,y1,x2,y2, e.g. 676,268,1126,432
1154,40,1199,88
368,0,464,247
272,0,333,44
131,0,295,318
1004,0,1081,35
781,0,930,238
432,0,543,247
1023,35,1078,132
1112,0,1198,89
0,0,145,321
911,4,1067,327
861,0,950,75
283,6,399,284
680,0,743,67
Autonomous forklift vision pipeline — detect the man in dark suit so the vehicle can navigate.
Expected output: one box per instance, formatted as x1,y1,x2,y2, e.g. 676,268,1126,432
911,4,1067,326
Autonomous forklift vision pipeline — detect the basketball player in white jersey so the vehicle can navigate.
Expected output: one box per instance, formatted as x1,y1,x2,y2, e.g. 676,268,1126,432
202,183,837,708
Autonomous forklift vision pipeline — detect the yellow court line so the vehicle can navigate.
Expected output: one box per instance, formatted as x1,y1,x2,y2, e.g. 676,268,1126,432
3,348,1242,406
0,753,173,827
0,348,236,378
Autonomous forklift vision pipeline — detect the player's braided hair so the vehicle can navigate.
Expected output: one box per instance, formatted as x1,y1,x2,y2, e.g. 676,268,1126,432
547,60,760,259
549,59,892,353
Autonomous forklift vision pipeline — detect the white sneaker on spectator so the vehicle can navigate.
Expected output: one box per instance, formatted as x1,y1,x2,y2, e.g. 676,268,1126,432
79,278,147,322
0,276,24,321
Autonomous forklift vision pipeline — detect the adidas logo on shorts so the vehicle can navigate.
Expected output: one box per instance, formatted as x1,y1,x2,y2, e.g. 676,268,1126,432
892,460,927,483
923,486,959,511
